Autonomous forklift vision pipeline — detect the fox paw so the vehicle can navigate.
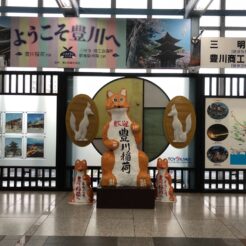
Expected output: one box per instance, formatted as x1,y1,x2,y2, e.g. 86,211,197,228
139,178,147,187
109,178,116,186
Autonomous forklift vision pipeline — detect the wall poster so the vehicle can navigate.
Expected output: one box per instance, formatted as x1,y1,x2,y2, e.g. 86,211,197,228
27,113,44,134
0,96,56,166
205,98,246,169
4,137,22,158
1,112,45,160
5,112,22,133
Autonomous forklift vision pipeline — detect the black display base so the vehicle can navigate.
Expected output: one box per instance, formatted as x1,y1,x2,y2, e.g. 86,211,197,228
96,186,155,209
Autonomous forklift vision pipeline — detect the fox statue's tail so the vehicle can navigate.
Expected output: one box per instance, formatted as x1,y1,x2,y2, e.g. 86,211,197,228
185,114,192,134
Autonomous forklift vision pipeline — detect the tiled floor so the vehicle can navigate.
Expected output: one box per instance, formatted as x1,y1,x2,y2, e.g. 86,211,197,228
0,191,246,245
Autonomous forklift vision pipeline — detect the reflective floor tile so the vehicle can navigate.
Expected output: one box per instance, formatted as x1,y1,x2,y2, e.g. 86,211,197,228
178,219,236,238
133,206,175,220
117,237,154,246
34,217,89,236
85,218,134,237
45,236,118,246
134,218,185,237
50,202,95,218
154,237,244,246
171,205,217,220
222,220,246,238
25,236,49,246
0,218,37,235
90,208,133,220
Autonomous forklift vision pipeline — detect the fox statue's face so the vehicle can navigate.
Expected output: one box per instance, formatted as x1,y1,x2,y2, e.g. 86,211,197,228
168,104,177,117
157,158,169,170
106,89,129,111
74,159,87,172
85,102,94,116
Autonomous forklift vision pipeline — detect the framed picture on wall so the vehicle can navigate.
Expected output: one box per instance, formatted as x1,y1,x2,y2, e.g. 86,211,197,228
27,113,45,134
5,112,22,133
4,137,22,158
26,137,44,158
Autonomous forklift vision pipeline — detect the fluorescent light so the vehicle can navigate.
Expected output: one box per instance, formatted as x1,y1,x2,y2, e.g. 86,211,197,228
194,0,213,11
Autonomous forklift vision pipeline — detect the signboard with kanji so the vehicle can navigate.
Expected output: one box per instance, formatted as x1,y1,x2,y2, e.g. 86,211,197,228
10,17,126,68
201,37,246,68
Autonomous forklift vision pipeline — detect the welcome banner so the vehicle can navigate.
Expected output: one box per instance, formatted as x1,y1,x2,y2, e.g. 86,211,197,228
10,17,126,68
0,17,191,69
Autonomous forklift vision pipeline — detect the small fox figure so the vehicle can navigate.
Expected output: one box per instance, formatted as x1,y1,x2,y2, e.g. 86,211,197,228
68,159,94,204
155,158,176,202
101,88,151,187
168,104,191,143
70,102,94,141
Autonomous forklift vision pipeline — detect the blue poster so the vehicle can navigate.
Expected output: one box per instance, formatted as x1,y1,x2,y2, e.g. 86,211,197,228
126,19,191,69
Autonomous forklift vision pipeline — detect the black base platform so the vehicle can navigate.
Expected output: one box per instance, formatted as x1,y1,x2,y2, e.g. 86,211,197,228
96,186,155,209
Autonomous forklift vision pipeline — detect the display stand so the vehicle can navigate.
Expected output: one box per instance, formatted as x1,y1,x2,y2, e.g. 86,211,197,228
96,186,155,209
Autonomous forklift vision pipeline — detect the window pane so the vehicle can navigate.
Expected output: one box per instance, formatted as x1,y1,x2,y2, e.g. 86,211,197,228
199,68,220,74
78,68,110,72
200,16,220,27
6,13,38,17
232,78,238,96
153,0,184,9
42,68,64,71
6,0,37,7
239,78,244,96
211,77,217,96
80,0,111,8
43,14,64,17
225,78,231,96
114,68,147,73
43,0,58,7
225,31,246,37
208,0,220,9
116,15,147,18
201,30,220,37
204,77,210,95
5,67,37,71
152,15,183,19
151,69,183,73
225,17,246,27
225,68,246,74
226,0,246,10
80,14,111,18
116,0,147,9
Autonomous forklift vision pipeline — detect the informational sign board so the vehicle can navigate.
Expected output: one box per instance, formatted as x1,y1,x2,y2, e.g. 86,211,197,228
205,98,246,169
201,37,246,68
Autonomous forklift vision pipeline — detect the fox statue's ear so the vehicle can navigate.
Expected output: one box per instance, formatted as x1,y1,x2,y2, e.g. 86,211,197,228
120,88,127,96
107,90,113,98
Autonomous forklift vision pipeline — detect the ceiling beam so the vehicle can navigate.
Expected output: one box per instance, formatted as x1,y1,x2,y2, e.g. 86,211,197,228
185,0,214,18
56,0,79,17
185,0,198,18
